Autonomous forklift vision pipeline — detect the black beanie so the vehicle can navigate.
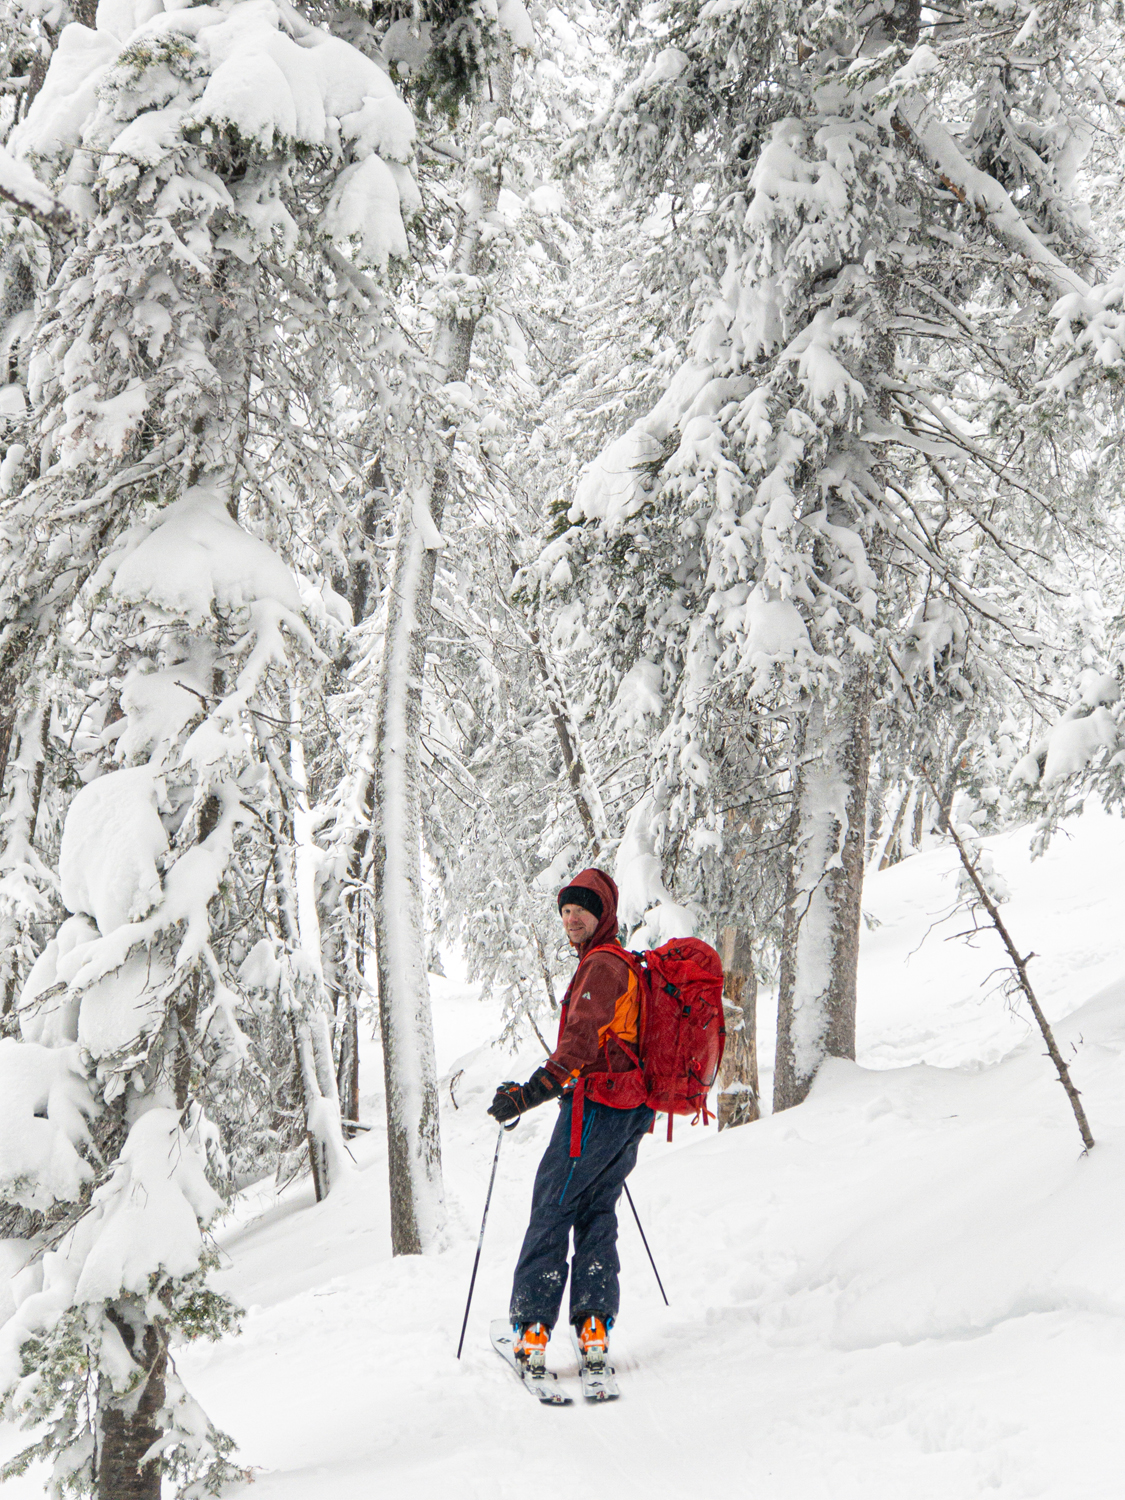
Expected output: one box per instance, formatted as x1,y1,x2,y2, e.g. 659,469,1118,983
557,885,603,920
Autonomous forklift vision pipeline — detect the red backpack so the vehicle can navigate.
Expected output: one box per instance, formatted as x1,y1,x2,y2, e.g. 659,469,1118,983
628,938,726,1136
565,938,726,1154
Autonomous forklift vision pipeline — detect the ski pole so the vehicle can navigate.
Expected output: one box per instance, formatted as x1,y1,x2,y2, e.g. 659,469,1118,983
456,1121,511,1359
623,1182,669,1306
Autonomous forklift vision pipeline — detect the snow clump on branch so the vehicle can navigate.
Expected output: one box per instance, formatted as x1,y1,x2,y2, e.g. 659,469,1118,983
10,0,418,271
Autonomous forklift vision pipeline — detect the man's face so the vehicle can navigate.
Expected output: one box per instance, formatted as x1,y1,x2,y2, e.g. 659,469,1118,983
561,902,599,948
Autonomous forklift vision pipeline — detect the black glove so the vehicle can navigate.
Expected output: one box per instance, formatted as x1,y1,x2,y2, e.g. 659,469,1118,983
488,1067,561,1122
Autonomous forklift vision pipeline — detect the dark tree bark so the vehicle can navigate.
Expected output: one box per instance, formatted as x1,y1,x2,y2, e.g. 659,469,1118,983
717,926,759,1128
98,1315,166,1500
336,994,360,1137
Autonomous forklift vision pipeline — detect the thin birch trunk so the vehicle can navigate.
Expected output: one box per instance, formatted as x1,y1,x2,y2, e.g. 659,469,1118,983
371,42,513,1255
774,652,872,1112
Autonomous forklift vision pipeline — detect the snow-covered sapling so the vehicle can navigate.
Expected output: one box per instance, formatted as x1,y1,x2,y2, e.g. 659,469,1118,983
924,767,1095,1154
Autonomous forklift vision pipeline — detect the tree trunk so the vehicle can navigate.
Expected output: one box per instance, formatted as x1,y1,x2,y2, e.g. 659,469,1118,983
190,263,258,489
0,643,24,829
97,1314,166,1500
873,779,911,872
266,796,346,1203
0,702,48,1020
371,42,513,1255
288,1009,331,1201
336,994,361,1135
773,652,872,1112
912,783,926,849
529,625,608,853
717,926,759,1128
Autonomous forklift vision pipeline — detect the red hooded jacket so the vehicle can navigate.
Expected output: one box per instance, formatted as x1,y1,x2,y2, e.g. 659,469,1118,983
544,869,646,1109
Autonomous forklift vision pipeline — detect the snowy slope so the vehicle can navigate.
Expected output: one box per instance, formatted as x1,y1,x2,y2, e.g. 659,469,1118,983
4,808,1125,1498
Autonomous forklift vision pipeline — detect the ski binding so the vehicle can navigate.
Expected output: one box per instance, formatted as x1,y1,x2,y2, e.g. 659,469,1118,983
490,1320,573,1405
569,1325,620,1402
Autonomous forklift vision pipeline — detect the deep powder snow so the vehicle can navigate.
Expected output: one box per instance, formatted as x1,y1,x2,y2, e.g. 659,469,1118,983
3,806,1124,1498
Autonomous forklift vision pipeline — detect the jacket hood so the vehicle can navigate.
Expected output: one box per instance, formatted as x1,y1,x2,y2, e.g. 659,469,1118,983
558,867,620,954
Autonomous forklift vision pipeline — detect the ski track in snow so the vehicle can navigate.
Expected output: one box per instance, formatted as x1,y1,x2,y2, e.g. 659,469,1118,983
4,809,1125,1497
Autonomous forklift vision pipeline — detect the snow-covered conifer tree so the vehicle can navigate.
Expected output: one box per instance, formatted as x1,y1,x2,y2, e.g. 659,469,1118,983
0,0,425,1487
527,0,1125,1107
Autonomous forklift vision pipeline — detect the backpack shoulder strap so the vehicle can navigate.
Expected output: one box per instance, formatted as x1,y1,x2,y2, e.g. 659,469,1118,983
581,945,645,1069
582,942,637,961
564,946,646,1157
566,942,641,992
580,943,645,975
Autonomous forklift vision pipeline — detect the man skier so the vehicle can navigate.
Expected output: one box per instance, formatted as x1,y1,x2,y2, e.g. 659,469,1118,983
488,868,653,1376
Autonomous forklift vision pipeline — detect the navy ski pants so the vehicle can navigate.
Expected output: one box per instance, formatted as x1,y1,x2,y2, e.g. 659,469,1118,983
509,1094,654,1331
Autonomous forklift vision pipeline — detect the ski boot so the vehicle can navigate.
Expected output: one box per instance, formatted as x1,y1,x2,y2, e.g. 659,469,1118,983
575,1314,609,1373
513,1321,550,1375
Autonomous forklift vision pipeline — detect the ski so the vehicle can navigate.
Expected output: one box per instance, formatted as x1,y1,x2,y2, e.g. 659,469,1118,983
490,1320,573,1405
569,1325,620,1402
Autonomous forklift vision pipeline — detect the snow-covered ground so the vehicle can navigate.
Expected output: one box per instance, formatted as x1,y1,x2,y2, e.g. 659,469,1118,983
4,807,1125,1498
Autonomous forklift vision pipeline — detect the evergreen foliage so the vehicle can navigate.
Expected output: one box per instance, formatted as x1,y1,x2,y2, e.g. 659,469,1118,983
2,0,1125,1486
518,0,1125,1070
0,0,435,1485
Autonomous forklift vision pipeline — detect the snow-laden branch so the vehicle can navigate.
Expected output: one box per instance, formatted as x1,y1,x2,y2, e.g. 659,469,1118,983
0,145,74,231
893,99,1090,300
